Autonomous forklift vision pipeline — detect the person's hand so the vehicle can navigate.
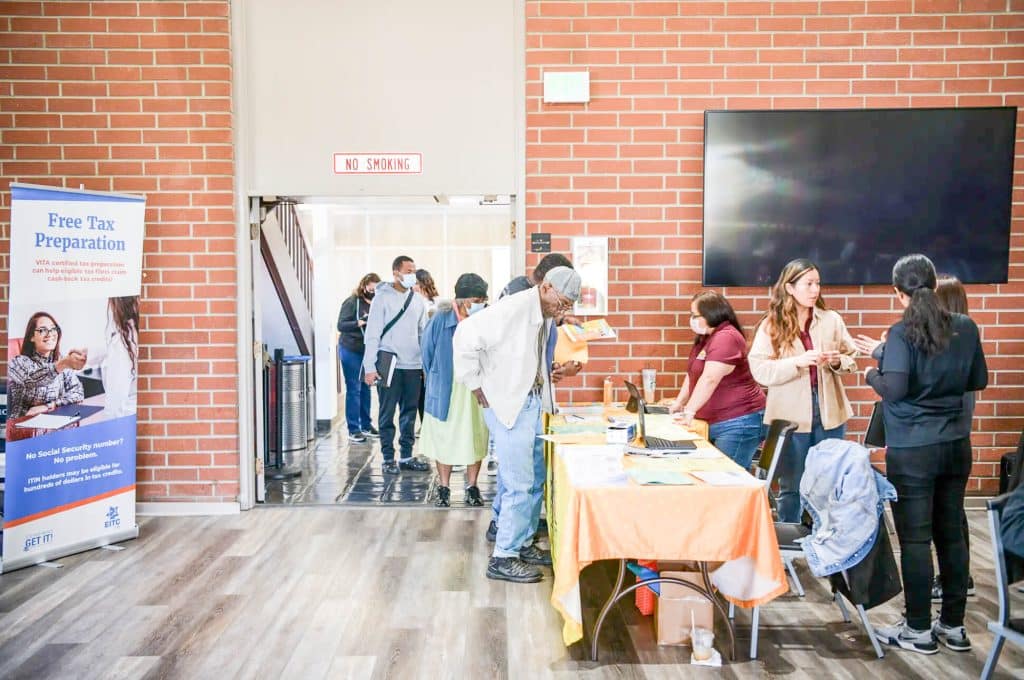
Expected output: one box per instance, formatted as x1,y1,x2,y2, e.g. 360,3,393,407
560,314,582,327
57,350,87,372
26,404,50,416
472,388,490,408
364,371,379,386
674,410,695,426
557,360,582,380
357,320,366,328
551,362,566,383
863,366,876,381
853,334,882,356
793,349,820,368
668,398,685,415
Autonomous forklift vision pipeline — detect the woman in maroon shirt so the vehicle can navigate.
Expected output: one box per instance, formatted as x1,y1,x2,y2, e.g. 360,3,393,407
670,291,767,468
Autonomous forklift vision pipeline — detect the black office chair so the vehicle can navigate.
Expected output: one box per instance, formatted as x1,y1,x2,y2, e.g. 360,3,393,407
981,493,1024,679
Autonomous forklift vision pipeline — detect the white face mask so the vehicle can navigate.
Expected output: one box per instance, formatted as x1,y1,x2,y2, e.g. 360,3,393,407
468,302,486,315
689,317,709,336
400,273,417,289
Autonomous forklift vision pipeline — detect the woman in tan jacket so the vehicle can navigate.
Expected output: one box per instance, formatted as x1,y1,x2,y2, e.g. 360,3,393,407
749,258,858,522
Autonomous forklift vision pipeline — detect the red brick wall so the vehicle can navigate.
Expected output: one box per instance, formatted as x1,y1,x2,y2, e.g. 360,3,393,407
0,1,238,502
528,0,1024,493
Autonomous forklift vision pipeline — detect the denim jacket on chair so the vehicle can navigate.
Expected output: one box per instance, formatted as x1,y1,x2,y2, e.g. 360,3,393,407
798,438,897,577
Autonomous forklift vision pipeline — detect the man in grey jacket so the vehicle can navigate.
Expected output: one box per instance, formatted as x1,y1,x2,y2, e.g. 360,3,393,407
363,255,430,474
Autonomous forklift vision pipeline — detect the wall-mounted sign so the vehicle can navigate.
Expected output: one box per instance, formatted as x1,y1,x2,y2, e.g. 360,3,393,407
531,232,552,253
333,153,422,175
572,236,608,316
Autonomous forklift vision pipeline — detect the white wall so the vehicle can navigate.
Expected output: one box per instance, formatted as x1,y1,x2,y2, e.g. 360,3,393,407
243,0,518,196
255,256,300,358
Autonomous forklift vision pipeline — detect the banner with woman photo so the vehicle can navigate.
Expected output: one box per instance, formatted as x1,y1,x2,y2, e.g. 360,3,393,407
3,183,144,572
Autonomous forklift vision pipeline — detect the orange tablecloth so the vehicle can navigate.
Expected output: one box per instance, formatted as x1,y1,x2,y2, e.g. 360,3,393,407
548,439,789,646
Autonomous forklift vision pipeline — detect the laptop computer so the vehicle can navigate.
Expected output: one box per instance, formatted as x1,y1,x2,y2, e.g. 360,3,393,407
623,380,695,450
624,386,669,414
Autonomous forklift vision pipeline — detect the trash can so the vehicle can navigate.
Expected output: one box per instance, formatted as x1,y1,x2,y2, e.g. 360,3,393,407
305,357,316,441
279,355,309,452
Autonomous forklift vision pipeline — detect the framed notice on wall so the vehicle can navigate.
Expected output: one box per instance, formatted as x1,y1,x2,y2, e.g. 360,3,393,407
572,236,608,316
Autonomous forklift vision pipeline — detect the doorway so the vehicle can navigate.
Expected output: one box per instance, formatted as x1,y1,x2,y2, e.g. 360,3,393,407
254,196,518,505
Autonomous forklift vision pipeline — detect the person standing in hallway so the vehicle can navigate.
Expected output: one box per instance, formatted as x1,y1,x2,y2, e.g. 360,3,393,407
454,266,582,584
420,273,490,507
414,268,440,434
748,258,858,523
337,272,381,443
866,254,987,655
363,256,430,475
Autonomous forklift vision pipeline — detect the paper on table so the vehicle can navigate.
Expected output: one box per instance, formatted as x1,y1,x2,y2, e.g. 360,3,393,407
627,469,694,485
643,414,701,441
691,470,762,487
559,445,629,487
15,413,81,429
538,433,608,445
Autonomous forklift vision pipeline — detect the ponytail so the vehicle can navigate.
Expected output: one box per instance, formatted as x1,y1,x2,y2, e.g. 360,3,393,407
903,287,951,354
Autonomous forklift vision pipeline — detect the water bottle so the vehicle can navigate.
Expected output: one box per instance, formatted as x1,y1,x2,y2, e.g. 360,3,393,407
603,376,613,407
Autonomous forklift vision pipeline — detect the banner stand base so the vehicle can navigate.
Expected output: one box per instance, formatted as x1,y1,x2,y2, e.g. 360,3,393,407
0,525,139,574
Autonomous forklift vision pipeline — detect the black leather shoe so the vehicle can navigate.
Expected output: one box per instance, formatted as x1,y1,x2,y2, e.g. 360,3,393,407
398,458,430,472
435,486,451,508
465,485,484,507
486,519,497,542
520,544,553,566
486,556,542,583
382,461,400,475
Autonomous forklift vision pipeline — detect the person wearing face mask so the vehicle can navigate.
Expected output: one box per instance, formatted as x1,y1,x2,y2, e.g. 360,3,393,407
454,266,581,583
420,273,490,507
669,291,766,469
363,256,430,475
749,258,858,523
337,272,381,443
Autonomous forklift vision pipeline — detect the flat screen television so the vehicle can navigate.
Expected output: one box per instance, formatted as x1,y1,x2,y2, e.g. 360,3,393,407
702,107,1017,287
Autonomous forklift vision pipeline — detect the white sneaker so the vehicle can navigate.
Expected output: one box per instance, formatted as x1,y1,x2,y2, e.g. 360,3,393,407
874,618,938,655
932,619,971,652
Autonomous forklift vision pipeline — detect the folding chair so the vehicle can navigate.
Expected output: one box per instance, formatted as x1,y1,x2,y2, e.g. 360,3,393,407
981,493,1024,680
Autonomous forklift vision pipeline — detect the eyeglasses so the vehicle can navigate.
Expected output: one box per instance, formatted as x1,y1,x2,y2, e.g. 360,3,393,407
35,326,60,337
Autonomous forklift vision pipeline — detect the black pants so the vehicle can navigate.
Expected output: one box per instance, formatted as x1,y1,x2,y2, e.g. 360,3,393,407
377,368,422,463
886,437,972,629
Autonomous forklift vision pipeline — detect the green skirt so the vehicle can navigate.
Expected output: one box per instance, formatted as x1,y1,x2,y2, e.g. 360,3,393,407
420,375,489,466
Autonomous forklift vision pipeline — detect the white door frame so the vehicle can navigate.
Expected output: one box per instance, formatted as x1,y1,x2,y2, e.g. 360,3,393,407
231,1,527,509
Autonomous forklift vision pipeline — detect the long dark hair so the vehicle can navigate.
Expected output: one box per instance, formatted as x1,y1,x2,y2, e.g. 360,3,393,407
894,254,951,355
20,311,62,360
416,269,438,301
352,272,381,299
692,291,743,339
936,274,969,316
763,258,827,357
109,296,139,374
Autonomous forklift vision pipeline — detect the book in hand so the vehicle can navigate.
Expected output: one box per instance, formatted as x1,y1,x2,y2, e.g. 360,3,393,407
563,318,616,343
375,350,398,388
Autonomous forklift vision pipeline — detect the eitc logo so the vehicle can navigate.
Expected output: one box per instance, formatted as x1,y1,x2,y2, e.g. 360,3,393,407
105,506,120,528
23,531,54,552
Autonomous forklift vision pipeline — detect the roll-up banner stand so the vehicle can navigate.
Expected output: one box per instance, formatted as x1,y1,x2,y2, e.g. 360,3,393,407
2,183,144,572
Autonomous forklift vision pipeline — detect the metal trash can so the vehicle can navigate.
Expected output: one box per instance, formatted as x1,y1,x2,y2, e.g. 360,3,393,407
305,357,316,441
279,355,309,452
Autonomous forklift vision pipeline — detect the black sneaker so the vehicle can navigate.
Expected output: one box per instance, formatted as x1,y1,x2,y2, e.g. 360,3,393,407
486,519,497,542
383,461,400,475
349,432,367,443
931,574,976,602
537,517,549,537
486,556,543,583
520,544,553,566
466,486,484,507
435,486,451,508
362,427,379,438
398,458,430,472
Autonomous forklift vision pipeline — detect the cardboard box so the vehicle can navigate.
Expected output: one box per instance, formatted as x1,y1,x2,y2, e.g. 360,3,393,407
655,570,714,646
606,422,635,444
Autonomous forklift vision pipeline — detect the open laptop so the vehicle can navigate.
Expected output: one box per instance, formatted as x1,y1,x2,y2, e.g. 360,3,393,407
623,380,695,450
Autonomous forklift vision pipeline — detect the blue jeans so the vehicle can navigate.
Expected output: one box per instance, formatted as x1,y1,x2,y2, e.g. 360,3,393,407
777,389,845,523
490,426,544,532
708,410,765,470
339,346,372,435
484,392,545,558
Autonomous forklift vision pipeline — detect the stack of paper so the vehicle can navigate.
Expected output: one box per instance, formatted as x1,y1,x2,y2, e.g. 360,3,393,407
691,470,762,487
627,469,694,485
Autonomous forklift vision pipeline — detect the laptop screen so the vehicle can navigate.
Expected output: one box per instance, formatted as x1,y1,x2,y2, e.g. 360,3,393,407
623,380,647,441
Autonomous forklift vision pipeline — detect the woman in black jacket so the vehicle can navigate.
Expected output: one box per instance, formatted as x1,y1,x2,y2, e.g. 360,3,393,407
866,254,987,656
337,273,381,443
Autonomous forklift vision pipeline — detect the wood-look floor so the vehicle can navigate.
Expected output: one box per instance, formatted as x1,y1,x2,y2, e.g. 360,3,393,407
0,507,1021,679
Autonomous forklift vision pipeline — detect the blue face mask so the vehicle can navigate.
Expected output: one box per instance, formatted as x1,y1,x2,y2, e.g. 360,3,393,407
468,302,486,315
400,273,417,289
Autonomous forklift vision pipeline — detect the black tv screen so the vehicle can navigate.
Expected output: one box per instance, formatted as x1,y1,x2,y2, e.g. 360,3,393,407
702,107,1017,286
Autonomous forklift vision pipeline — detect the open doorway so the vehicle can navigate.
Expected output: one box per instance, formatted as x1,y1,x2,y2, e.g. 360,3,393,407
253,195,518,505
